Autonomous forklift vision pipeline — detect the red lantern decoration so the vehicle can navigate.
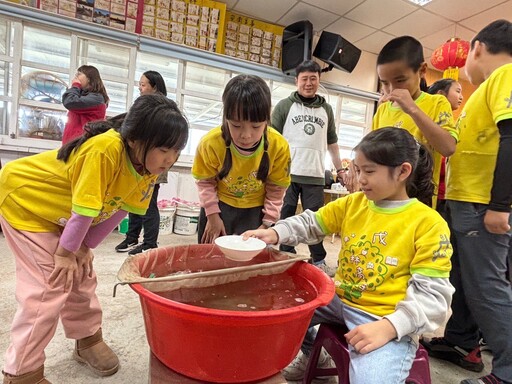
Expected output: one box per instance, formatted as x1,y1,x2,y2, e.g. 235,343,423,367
430,37,470,80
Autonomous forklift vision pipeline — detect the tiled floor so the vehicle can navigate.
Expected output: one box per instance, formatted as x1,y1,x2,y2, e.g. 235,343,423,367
0,230,492,383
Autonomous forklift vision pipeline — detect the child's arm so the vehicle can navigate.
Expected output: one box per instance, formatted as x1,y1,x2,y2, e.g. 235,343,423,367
196,178,226,243
485,119,512,234
384,274,454,338
49,212,94,290
83,210,128,248
261,182,287,228
244,209,326,246
383,89,456,157
345,274,453,354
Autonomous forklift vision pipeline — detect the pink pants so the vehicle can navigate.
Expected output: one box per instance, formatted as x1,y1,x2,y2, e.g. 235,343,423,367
0,217,102,375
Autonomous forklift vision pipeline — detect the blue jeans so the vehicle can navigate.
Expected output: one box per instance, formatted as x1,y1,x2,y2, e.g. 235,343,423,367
447,200,512,382
302,295,417,384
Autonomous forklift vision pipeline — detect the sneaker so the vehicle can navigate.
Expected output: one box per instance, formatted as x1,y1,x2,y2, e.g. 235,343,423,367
282,349,332,381
479,337,492,353
421,337,484,372
314,260,337,277
460,373,507,384
128,243,157,256
115,239,138,253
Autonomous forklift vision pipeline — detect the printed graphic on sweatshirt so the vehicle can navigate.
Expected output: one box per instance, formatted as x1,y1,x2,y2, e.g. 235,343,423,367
222,170,262,198
336,230,451,301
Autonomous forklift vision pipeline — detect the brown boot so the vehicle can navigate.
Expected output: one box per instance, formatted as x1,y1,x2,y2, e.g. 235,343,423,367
73,328,119,377
2,366,51,384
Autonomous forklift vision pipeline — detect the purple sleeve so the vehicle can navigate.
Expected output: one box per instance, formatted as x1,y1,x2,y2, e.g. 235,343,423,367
59,212,94,253
83,210,127,249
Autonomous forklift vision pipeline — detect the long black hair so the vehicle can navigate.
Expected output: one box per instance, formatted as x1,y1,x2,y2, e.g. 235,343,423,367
142,70,167,96
217,74,271,182
377,36,428,92
427,78,456,96
77,65,110,105
354,127,435,206
58,94,189,173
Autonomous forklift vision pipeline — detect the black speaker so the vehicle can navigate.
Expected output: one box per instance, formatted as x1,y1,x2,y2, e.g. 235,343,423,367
281,20,313,76
313,31,361,73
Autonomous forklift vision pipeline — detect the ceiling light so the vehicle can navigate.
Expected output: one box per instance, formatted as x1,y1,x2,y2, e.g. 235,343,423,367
406,0,432,6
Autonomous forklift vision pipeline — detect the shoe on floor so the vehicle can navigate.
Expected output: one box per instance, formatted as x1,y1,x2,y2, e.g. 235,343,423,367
460,373,508,384
73,328,119,377
314,260,337,277
115,239,138,253
128,243,157,256
2,366,52,384
421,337,484,372
282,349,332,381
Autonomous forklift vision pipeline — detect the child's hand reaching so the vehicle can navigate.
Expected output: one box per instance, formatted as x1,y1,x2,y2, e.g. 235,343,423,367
241,228,279,245
345,318,397,354
202,213,226,244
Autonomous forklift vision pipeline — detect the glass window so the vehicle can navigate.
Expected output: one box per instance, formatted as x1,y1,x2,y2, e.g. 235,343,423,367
338,122,365,150
22,26,71,69
17,105,67,141
20,67,68,103
183,62,227,95
0,61,9,96
77,38,131,79
182,94,222,129
135,52,179,90
104,80,128,114
340,98,367,123
270,80,295,108
0,100,10,136
183,128,208,156
0,19,8,56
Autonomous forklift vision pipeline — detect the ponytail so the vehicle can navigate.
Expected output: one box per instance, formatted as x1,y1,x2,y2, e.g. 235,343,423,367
256,129,270,182
217,124,233,181
407,142,435,206
57,113,126,162
355,127,435,206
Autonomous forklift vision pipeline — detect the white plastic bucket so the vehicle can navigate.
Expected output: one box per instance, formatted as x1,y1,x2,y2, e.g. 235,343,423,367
159,207,176,235
173,206,200,235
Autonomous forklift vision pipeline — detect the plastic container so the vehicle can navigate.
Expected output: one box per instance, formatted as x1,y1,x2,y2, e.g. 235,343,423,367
118,217,129,234
158,207,176,235
130,260,334,383
173,206,200,235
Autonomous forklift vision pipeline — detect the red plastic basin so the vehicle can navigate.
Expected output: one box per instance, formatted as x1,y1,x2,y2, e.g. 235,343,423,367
130,261,334,383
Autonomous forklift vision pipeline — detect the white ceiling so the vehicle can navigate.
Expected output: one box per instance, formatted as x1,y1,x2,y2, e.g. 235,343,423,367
222,0,512,70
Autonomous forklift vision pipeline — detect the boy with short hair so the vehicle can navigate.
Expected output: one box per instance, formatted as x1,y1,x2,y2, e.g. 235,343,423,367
445,19,512,384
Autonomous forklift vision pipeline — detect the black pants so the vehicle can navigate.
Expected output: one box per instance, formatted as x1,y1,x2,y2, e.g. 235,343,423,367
279,182,326,263
126,184,160,248
197,201,263,243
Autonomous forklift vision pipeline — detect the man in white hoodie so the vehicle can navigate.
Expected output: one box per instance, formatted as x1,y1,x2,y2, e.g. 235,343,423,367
271,60,345,276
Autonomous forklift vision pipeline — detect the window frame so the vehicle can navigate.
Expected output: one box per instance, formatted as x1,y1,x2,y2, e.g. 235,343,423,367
0,2,379,165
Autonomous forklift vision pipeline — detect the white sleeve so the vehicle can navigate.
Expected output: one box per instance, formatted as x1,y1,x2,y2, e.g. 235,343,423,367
272,209,327,246
384,274,454,340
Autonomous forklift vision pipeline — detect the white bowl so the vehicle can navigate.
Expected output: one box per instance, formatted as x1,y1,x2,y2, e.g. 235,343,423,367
214,235,266,261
